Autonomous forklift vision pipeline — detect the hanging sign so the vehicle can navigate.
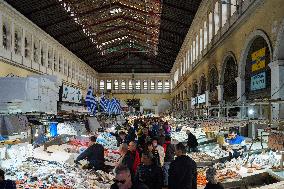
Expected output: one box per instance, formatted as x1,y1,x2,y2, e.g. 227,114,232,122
251,47,266,72
251,72,266,91
191,97,197,106
197,94,206,104
62,84,82,103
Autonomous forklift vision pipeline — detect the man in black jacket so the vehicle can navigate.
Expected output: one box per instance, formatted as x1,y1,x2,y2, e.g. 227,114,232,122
168,142,197,189
135,151,163,189
75,136,105,170
187,130,198,152
0,169,16,189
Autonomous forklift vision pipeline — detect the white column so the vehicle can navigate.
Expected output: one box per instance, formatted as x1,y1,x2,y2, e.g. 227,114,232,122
126,79,129,91
269,60,284,119
235,76,246,102
217,85,224,102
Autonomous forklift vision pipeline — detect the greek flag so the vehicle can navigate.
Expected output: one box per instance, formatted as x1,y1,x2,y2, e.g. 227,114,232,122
85,86,96,115
108,98,122,115
99,93,109,112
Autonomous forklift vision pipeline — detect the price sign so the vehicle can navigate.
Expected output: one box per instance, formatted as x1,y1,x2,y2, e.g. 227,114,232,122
251,72,266,91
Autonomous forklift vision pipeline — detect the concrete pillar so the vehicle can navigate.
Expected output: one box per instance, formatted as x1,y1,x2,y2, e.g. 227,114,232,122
104,79,107,92
269,60,284,119
155,80,158,91
126,79,129,91
217,85,224,102
235,76,246,102
147,80,151,93
162,80,165,93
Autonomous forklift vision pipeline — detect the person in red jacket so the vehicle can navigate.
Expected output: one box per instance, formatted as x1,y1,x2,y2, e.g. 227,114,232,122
128,141,140,174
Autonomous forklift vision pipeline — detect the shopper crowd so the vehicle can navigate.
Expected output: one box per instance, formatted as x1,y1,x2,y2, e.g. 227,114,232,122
108,116,223,189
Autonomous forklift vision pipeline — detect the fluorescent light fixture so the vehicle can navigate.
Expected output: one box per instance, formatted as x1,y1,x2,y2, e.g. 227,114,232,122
248,109,254,115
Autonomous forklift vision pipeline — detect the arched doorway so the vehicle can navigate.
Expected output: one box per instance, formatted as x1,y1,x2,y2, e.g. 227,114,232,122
223,56,238,102
209,67,219,104
245,36,271,100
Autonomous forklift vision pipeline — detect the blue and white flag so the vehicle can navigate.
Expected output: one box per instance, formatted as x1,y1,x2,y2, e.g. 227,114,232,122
108,98,122,115
85,86,96,115
99,92,109,112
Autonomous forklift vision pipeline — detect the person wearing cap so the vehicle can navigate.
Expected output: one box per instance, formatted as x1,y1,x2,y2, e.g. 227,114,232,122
75,135,105,170
204,167,224,189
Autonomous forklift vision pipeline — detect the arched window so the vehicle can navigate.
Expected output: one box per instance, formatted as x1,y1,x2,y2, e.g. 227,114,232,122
200,29,203,52
136,80,141,90
114,80,119,90
214,1,220,34
165,80,170,90
2,24,8,49
121,80,126,90
196,35,199,58
54,52,58,71
34,42,38,63
245,36,271,100
150,80,155,90
143,80,148,90
204,21,208,48
223,56,238,102
99,80,105,90
222,2,228,26
48,49,52,68
157,80,163,90
208,12,213,42
231,0,237,16
58,56,62,72
40,48,45,66
106,80,112,90
25,37,30,58
129,80,133,90
193,41,196,62
14,31,21,54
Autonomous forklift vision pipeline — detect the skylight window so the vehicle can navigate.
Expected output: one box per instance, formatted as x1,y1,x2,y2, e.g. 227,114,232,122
110,8,122,15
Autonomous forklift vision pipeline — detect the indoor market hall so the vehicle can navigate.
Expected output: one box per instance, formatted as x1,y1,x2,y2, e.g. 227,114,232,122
0,0,284,189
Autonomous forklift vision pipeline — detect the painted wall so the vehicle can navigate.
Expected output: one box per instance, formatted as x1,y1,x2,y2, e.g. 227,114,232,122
0,60,35,77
